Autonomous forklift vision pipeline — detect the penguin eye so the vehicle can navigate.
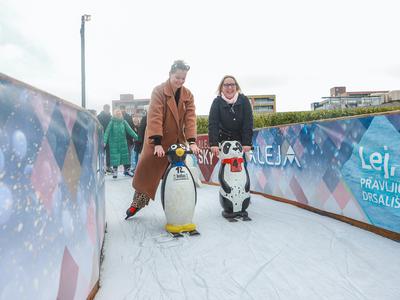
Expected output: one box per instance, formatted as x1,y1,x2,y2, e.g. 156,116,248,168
236,142,242,152
171,144,177,150
223,142,230,154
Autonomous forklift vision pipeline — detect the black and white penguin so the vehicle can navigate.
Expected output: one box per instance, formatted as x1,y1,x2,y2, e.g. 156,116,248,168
218,140,251,221
161,143,199,236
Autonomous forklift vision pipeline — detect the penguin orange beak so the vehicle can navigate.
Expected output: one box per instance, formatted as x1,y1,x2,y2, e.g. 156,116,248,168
176,148,185,157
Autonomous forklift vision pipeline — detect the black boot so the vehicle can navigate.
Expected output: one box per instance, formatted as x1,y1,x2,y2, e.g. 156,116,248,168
112,167,118,179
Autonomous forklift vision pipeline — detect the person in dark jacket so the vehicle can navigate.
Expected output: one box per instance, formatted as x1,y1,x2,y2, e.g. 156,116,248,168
130,115,141,175
104,109,138,178
208,75,253,157
136,111,147,154
97,104,112,172
120,105,135,152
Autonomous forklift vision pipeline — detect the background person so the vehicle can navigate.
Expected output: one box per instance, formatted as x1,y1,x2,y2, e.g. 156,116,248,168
104,109,138,178
120,105,135,167
130,115,141,176
97,104,112,173
125,60,200,219
136,110,147,156
208,75,253,157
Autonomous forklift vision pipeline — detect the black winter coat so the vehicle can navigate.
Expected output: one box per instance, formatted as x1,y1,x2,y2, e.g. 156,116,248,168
97,111,111,131
208,94,253,147
122,111,134,148
135,113,147,153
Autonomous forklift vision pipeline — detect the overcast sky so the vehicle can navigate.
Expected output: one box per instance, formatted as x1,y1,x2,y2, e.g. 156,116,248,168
1,0,399,115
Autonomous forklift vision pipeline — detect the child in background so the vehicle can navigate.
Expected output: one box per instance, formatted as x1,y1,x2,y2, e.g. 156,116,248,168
104,109,138,178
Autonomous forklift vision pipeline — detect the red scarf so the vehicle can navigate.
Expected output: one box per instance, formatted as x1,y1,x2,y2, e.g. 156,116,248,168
222,157,243,172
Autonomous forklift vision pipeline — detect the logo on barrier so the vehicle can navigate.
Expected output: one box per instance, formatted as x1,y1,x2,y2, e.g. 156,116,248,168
249,144,301,168
196,137,219,182
359,146,396,179
358,145,400,209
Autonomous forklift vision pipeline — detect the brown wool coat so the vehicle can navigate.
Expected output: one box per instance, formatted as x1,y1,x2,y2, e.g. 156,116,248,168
132,80,197,199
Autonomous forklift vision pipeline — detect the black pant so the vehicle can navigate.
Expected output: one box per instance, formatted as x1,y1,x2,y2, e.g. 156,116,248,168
105,144,111,168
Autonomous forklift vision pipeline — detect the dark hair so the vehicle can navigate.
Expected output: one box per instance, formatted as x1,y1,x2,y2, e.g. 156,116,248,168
217,75,241,95
169,60,190,74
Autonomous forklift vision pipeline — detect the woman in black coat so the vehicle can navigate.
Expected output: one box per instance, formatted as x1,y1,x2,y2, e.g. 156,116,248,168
208,75,253,157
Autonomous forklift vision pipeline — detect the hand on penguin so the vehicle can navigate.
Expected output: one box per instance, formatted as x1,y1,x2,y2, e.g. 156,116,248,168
189,143,201,155
243,145,252,153
154,145,165,157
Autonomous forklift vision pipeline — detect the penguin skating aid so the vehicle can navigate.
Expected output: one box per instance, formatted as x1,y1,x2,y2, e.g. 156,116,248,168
161,144,199,237
218,140,251,221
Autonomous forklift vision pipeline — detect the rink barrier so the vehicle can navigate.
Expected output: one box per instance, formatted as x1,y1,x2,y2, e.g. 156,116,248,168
196,112,400,241
0,73,106,299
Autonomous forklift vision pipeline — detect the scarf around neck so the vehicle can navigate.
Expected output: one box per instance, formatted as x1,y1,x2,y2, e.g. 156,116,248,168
221,92,239,104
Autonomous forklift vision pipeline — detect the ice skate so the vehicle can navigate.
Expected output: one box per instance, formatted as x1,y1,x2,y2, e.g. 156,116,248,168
125,206,141,220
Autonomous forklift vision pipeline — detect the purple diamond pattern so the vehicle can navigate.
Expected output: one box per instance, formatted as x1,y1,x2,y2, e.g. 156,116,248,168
30,94,55,133
57,247,79,300
62,142,82,201
332,179,351,210
59,105,78,136
289,175,308,204
46,104,71,169
31,139,61,213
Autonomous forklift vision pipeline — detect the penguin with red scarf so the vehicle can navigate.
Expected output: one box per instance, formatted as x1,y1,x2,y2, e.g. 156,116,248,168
218,140,251,222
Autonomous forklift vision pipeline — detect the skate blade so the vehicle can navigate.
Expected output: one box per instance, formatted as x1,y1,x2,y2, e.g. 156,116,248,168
169,232,184,238
187,230,200,236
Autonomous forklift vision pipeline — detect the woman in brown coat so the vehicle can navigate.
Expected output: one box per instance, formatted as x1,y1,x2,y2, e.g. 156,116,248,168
125,60,201,219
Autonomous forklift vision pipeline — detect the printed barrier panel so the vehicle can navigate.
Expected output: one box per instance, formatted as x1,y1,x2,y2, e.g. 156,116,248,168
0,74,105,299
197,113,400,235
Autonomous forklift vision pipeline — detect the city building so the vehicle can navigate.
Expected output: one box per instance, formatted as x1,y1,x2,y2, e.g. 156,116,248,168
112,94,150,116
311,87,400,110
247,94,276,113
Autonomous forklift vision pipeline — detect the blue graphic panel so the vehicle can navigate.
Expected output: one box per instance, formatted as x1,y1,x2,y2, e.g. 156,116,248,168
246,114,400,234
342,116,400,232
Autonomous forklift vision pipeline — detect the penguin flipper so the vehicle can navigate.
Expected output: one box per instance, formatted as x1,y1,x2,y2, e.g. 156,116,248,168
244,166,250,192
218,164,232,194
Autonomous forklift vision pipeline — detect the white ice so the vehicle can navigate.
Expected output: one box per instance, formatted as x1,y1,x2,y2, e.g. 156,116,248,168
95,176,400,300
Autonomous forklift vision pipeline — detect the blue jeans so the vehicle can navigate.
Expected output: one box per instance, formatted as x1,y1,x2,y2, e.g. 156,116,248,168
130,149,139,172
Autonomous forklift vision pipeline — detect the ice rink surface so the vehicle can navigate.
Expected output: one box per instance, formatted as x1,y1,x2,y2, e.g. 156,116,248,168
95,176,400,300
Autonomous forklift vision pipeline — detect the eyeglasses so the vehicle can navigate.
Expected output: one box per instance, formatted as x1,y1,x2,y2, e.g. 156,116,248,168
223,83,236,88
